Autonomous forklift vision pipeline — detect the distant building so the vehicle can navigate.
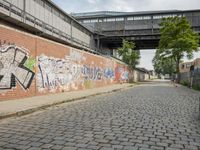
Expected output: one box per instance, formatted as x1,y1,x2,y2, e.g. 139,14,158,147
180,58,200,73
179,58,200,87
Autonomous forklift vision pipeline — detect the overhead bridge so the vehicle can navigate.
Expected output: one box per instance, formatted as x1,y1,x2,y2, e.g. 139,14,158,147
0,0,200,57
73,10,200,54
0,0,99,54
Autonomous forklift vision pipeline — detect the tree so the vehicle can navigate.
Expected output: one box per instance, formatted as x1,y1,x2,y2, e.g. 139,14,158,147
117,39,140,69
157,16,199,81
152,51,176,76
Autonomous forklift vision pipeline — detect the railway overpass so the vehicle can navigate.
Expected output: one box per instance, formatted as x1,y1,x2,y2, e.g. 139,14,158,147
0,0,200,57
73,10,200,55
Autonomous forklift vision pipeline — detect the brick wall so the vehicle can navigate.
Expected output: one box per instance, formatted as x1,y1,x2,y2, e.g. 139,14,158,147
0,24,129,101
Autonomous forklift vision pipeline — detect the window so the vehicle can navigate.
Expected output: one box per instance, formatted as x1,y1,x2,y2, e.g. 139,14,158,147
90,19,98,23
134,16,143,20
35,0,44,7
186,63,192,68
107,18,115,22
143,16,151,20
127,17,134,21
116,17,124,21
153,15,163,19
162,15,170,18
83,20,90,23
60,14,65,20
52,9,60,17
103,18,107,22
44,3,51,12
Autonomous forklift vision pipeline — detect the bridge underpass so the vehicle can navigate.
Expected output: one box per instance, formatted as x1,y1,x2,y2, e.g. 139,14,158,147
73,10,200,56
97,33,160,49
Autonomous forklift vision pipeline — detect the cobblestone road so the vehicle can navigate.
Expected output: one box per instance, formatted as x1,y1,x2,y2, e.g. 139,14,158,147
0,81,200,150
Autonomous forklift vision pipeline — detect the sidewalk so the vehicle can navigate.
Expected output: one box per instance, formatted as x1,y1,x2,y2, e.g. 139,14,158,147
0,83,135,120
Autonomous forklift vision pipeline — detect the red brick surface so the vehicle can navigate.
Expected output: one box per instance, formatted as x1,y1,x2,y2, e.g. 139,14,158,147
0,25,129,101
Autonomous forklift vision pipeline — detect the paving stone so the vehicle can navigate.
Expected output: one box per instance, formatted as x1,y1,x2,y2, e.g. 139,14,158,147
111,145,123,149
76,144,87,148
184,145,199,150
143,141,156,146
0,141,7,146
150,146,164,150
161,139,174,144
0,81,200,150
62,147,77,150
139,148,152,150
124,146,138,150
51,140,66,145
51,145,64,150
137,136,149,141
150,138,160,142
28,142,43,147
95,139,109,143
120,142,134,146
15,145,31,150
27,147,42,150
190,141,200,146
135,143,149,148
156,142,168,147
87,145,100,149
40,143,54,149
166,148,181,150
100,148,114,150
169,144,184,149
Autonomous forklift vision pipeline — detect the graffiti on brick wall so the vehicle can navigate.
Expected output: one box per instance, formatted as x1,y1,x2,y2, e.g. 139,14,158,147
70,49,86,62
82,65,103,80
24,57,36,71
103,59,115,80
115,67,129,81
37,51,129,93
0,45,35,90
104,68,115,79
37,54,82,92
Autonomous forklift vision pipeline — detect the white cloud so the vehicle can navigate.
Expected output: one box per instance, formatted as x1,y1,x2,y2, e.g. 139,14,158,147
53,0,200,13
87,0,99,4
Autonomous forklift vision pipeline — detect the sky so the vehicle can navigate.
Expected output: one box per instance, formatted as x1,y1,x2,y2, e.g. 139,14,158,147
52,0,200,70
52,0,200,13
139,50,200,70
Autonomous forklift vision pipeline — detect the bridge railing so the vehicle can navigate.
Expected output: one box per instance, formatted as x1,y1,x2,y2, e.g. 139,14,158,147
0,0,102,55
81,12,200,36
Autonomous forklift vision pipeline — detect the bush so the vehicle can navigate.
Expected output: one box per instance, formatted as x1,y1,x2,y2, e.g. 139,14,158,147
180,80,189,87
193,84,200,91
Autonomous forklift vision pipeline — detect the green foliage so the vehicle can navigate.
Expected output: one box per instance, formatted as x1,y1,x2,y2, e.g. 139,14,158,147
157,16,199,74
180,80,200,91
193,85,200,91
180,80,189,87
152,52,176,75
117,39,140,69
24,57,36,71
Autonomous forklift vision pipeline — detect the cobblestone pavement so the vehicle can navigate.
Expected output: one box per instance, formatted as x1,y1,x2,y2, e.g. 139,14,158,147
0,81,200,150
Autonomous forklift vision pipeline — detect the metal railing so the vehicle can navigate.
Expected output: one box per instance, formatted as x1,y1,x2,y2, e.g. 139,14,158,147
0,0,100,54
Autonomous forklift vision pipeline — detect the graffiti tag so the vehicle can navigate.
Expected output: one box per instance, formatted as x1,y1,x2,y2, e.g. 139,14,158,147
0,45,35,90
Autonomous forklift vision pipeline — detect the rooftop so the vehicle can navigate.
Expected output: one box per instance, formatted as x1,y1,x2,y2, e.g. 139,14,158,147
72,9,200,19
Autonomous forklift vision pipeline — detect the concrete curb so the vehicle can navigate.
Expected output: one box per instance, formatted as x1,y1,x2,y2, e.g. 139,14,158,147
0,84,135,120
